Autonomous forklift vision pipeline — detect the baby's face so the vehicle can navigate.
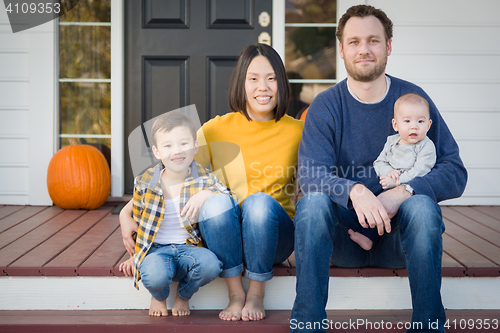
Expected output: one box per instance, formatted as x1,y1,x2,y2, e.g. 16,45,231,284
392,103,432,145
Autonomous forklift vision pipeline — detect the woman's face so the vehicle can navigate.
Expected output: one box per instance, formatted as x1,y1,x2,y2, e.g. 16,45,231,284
244,55,278,121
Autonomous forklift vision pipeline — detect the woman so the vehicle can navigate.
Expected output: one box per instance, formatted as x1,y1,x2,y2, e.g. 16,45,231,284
196,43,303,321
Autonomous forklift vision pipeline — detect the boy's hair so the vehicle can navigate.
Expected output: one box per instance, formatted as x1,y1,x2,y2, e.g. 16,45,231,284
336,5,393,44
394,93,430,118
228,43,290,122
151,111,197,147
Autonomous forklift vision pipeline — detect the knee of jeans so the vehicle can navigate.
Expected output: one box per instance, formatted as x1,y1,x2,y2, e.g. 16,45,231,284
199,256,223,280
400,195,444,236
199,193,236,221
241,192,275,220
141,271,172,291
294,192,332,234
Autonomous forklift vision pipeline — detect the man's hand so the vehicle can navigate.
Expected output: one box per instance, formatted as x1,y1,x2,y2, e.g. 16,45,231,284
119,199,138,256
181,190,214,221
118,256,134,277
377,184,412,219
350,183,391,236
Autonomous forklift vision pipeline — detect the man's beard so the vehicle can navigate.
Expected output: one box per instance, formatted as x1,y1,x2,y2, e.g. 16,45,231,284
344,56,387,82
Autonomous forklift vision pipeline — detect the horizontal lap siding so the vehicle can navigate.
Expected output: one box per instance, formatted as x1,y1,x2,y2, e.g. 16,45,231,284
0,6,30,205
339,0,500,205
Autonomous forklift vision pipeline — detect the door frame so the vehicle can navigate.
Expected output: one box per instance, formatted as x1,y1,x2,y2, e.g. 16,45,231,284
110,0,286,197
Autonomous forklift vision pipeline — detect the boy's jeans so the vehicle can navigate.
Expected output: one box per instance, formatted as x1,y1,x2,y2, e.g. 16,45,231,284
199,192,294,282
291,192,446,333
138,243,222,301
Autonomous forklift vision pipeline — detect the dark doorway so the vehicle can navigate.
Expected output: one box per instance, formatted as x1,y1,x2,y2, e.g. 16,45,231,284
124,0,273,192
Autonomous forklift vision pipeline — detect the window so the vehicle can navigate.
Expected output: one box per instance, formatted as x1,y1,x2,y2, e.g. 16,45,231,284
285,0,337,118
58,0,111,165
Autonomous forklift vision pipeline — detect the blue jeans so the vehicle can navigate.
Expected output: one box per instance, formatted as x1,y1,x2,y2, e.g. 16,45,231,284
291,193,446,333
138,243,222,301
199,192,294,282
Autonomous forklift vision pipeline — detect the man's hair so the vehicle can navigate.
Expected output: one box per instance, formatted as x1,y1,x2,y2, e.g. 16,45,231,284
394,93,430,118
151,111,197,147
336,5,393,44
228,43,290,122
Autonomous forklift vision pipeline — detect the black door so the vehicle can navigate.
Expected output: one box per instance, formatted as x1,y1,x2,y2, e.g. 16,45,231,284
124,0,273,193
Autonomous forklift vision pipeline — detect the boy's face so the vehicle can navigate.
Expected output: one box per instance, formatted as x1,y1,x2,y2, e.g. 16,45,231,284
392,103,432,145
152,126,198,176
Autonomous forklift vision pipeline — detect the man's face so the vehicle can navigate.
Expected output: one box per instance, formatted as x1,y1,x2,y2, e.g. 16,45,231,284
339,15,392,82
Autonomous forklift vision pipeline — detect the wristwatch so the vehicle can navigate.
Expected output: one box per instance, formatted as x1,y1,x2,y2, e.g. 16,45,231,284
404,184,415,196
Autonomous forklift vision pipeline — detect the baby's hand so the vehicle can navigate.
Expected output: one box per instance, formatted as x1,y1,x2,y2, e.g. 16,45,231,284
181,190,214,221
387,170,401,182
119,257,134,277
380,175,398,190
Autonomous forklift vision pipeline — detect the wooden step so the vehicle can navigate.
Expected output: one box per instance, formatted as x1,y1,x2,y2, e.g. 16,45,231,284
0,309,498,333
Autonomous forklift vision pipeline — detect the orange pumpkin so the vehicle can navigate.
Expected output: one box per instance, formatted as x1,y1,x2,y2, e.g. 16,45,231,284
47,144,111,210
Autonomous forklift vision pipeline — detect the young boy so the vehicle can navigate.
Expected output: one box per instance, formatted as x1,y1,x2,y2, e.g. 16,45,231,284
119,111,237,317
349,93,436,251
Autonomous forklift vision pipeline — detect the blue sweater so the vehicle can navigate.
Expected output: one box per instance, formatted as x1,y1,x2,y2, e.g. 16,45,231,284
298,75,467,209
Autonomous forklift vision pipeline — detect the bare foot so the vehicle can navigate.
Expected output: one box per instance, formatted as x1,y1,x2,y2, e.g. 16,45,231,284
219,276,246,321
149,296,168,317
242,280,265,321
172,295,190,316
348,229,373,251
220,293,245,321
242,293,265,321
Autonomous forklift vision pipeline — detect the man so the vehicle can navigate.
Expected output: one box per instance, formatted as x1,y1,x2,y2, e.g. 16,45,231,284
291,5,467,333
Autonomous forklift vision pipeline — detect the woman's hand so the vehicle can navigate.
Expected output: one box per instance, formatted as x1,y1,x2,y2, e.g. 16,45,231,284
119,199,138,256
181,190,214,221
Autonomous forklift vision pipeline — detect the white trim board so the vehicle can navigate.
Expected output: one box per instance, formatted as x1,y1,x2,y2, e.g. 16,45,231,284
1,276,499,310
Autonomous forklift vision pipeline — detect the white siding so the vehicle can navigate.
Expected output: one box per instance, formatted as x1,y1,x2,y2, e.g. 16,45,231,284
0,5,55,205
339,0,500,205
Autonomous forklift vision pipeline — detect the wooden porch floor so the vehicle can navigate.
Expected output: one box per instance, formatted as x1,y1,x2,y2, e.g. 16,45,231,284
0,204,499,278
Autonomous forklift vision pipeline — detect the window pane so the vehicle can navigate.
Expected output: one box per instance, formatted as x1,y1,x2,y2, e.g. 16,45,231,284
60,82,111,136
285,27,336,80
285,0,336,24
60,0,111,22
300,83,334,104
59,25,111,79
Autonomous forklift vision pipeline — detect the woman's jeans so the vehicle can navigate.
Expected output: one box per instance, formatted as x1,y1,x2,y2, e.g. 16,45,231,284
138,243,222,302
199,192,294,282
291,193,446,333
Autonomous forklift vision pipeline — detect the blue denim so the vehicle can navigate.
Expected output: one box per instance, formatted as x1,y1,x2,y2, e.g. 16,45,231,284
199,192,294,282
291,192,446,333
138,243,222,302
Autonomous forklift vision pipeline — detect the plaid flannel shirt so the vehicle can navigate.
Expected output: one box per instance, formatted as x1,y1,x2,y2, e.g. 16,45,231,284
132,160,237,290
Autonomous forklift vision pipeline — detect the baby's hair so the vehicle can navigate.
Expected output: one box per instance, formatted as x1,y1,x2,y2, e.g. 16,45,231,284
394,93,430,118
151,111,197,147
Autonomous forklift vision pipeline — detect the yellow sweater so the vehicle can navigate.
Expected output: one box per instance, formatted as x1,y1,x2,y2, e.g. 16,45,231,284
195,112,303,219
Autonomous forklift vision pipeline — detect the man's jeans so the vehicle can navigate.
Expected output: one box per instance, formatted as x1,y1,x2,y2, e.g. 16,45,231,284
199,192,294,281
291,192,446,333
139,243,222,301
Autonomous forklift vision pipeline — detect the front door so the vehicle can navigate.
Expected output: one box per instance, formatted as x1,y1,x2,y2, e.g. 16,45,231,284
124,0,273,193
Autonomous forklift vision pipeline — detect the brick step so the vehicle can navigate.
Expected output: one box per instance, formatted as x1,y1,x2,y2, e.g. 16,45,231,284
1,309,499,333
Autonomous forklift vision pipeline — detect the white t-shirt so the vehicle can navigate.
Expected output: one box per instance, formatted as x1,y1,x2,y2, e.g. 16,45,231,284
154,196,191,245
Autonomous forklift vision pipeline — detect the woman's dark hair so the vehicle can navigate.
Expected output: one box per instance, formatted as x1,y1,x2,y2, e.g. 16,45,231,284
228,43,290,122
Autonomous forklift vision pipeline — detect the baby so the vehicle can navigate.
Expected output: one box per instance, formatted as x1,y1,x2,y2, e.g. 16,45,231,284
349,92,436,251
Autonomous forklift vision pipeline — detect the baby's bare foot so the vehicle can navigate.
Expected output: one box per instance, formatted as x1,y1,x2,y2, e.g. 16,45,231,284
172,295,190,316
149,296,168,317
348,229,373,251
219,294,245,321
241,293,265,321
